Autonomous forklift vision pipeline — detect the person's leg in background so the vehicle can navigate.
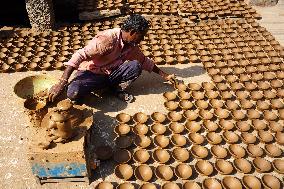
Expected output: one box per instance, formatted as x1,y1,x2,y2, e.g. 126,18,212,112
67,70,110,104
108,60,142,103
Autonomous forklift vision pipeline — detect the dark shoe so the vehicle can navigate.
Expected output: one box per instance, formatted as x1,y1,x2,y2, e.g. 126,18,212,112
115,91,134,103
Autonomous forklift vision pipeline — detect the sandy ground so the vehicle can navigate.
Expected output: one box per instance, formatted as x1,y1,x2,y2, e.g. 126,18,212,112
1,2,284,188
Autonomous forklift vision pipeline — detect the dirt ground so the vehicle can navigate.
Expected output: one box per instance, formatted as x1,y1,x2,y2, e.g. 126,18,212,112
1,2,284,189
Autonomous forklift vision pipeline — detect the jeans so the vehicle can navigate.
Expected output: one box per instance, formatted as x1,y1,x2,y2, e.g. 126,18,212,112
67,60,142,101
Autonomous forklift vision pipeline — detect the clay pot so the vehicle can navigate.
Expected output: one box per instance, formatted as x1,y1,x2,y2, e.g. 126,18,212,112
203,121,218,132
164,101,179,111
242,176,262,189
135,165,153,182
179,100,194,110
233,156,251,173
161,182,180,189
133,149,150,163
185,121,201,132
264,144,282,157
175,83,188,91
261,175,282,189
154,135,169,148
183,110,199,121
210,99,224,108
215,159,234,175
117,183,134,189
195,160,214,176
115,136,133,148
263,111,278,121
206,132,223,145
116,113,131,123
202,178,222,189
205,90,219,99
115,164,133,180
195,100,209,109
271,99,284,109
172,147,189,162
113,149,131,164
229,144,246,158
133,112,148,123
258,130,274,143
275,132,284,144
253,158,272,173
222,177,242,189
174,163,192,179
153,148,170,163
188,133,205,145
183,182,201,189
191,145,208,159
155,165,173,181
163,92,177,101
240,100,254,109
211,146,227,159
219,120,235,130
96,182,114,189
151,123,166,135
169,122,184,134
151,112,166,123
139,183,157,189
133,123,149,135
272,159,284,174
188,83,202,91
232,110,246,120
168,111,182,122
247,144,264,158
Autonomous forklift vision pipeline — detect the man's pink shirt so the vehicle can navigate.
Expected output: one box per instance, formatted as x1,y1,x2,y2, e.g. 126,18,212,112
64,28,155,75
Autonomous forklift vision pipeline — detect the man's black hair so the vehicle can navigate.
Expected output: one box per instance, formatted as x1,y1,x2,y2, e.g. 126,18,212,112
121,14,149,33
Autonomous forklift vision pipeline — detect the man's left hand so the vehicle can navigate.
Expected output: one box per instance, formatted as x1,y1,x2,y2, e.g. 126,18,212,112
164,74,177,85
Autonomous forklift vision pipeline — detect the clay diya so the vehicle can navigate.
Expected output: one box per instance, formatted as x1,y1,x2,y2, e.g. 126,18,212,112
96,182,114,189
211,146,227,159
210,99,224,108
161,182,180,189
133,149,150,163
151,123,166,135
225,100,239,110
214,108,230,119
115,136,133,148
271,99,284,109
167,111,183,122
261,175,282,189
215,159,234,175
264,144,282,157
183,110,199,121
191,145,209,159
202,82,215,91
179,100,194,110
133,123,149,135
195,100,209,109
139,183,157,189
155,165,173,181
188,133,205,145
222,177,243,189
242,176,262,189
251,91,264,101
202,178,222,189
248,109,262,119
116,113,131,123
206,132,223,145
229,144,246,158
169,122,185,134
232,110,246,120
199,110,214,120
223,131,239,144
151,112,166,123
178,91,191,100
203,121,218,132
219,120,235,130
185,121,201,132
113,149,131,164
252,119,267,130
205,90,219,99
171,134,187,147
236,91,249,100
275,132,284,145
133,112,148,123
272,159,284,174
175,83,188,91
192,91,205,100
163,91,177,101
172,147,189,162
195,160,214,176
263,111,278,121
164,101,179,111
174,163,192,180
258,130,274,143
241,132,257,144
188,83,202,91
233,158,252,173
153,149,170,164
183,182,201,189
134,135,151,148
253,157,272,173
154,135,170,148
134,164,153,182
269,121,283,132
115,164,133,180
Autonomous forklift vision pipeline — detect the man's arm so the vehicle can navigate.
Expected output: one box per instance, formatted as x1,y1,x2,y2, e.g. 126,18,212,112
152,64,176,84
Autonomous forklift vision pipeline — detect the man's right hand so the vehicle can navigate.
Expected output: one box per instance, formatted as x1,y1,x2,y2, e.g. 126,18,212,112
48,81,67,102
